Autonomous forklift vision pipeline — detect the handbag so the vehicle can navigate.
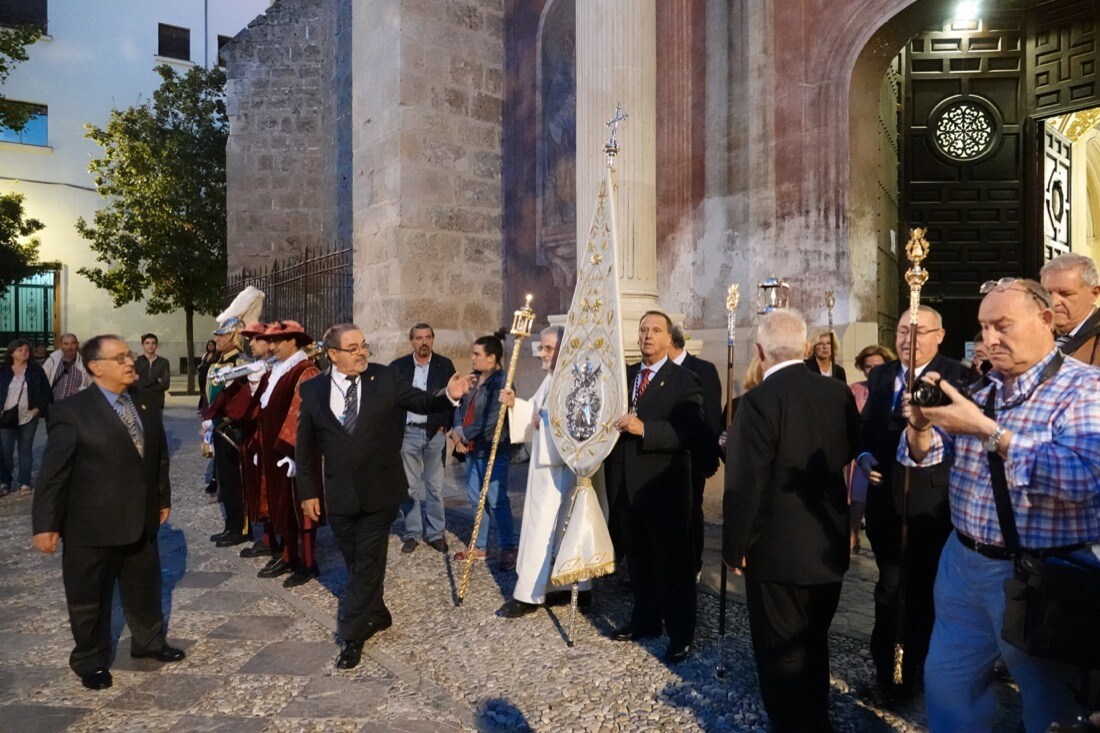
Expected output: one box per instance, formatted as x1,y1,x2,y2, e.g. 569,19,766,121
983,385,1100,668
0,380,26,429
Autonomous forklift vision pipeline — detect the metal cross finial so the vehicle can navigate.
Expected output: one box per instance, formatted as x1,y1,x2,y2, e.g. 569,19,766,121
604,102,629,158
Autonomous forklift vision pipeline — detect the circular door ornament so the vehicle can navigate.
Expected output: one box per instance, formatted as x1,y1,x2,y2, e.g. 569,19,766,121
929,96,1002,163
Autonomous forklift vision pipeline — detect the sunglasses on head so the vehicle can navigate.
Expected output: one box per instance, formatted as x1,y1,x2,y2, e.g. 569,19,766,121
979,278,1052,308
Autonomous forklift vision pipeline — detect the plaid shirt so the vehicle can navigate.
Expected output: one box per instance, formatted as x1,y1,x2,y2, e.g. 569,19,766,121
899,348,1100,549
51,359,85,401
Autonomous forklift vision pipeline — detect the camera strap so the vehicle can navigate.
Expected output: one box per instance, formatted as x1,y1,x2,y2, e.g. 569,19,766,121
982,350,1064,556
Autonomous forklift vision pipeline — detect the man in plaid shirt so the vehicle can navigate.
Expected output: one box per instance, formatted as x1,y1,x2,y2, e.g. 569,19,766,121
900,278,1100,733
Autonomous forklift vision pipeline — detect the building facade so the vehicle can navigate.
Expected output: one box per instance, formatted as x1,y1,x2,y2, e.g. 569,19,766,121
0,0,269,373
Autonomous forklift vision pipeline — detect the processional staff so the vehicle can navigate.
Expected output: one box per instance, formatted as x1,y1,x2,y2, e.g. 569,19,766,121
456,295,536,604
894,227,931,685
717,283,739,679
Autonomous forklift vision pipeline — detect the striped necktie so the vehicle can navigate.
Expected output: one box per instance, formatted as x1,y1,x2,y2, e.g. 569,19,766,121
342,376,358,433
115,392,144,457
1055,331,1073,351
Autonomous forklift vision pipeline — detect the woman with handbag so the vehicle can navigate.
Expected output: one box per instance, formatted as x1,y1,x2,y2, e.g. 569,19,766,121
1,339,53,495
449,329,518,570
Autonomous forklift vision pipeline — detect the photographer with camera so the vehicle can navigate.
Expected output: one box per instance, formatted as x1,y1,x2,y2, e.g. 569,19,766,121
855,305,964,703
902,278,1100,733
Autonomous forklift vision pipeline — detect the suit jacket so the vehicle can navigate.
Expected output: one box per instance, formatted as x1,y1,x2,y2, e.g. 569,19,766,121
389,352,456,435
680,352,723,478
803,357,847,382
295,364,454,515
32,385,170,546
723,363,858,585
1060,308,1100,367
856,352,965,519
603,360,707,510
135,355,171,408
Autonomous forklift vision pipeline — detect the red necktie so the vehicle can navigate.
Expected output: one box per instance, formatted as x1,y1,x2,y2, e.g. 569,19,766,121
637,368,652,401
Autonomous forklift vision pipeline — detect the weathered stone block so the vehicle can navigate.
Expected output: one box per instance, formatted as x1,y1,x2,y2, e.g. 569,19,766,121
471,93,502,124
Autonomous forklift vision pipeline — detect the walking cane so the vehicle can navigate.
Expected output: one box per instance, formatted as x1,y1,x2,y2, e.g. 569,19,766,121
894,228,931,685
456,295,536,605
717,284,739,678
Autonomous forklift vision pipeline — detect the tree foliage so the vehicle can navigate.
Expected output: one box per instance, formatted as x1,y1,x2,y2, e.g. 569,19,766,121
77,64,228,391
0,192,44,296
0,25,43,132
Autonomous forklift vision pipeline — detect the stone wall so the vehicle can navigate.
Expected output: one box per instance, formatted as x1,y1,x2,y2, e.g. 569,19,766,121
351,0,505,362
223,0,327,274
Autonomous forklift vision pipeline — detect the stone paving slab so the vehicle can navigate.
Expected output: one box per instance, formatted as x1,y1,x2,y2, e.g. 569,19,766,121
0,401,1028,732
0,702,92,733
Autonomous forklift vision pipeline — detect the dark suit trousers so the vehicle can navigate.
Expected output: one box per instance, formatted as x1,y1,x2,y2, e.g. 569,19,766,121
328,506,398,641
62,535,165,675
625,491,696,645
690,463,706,574
214,425,247,536
866,484,951,685
745,580,841,733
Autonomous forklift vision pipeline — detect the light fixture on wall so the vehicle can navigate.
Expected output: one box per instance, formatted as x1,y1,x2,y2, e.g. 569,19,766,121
955,0,980,22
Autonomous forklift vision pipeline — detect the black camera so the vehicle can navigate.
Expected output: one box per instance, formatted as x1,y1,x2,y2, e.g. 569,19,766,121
910,379,951,408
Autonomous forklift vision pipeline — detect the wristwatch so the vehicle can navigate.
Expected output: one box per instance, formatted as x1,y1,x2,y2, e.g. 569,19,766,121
983,425,1007,453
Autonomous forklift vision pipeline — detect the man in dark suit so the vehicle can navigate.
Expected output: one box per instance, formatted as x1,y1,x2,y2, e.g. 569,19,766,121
668,323,723,576
605,310,707,663
134,332,171,409
1040,252,1100,367
389,322,456,554
855,305,964,702
296,323,472,670
724,309,858,733
32,334,185,691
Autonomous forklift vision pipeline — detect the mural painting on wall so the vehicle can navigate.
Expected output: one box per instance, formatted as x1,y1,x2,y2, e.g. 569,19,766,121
537,0,577,313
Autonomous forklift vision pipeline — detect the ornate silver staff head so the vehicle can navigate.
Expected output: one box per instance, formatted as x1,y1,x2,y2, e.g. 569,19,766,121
757,276,790,314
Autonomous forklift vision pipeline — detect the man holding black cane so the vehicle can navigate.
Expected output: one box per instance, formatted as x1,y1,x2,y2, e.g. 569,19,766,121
902,278,1100,733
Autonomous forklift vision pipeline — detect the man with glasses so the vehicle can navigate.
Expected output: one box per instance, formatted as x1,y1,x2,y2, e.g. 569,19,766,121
855,305,965,703
902,278,1100,732
295,324,472,669
32,335,184,691
1040,253,1100,367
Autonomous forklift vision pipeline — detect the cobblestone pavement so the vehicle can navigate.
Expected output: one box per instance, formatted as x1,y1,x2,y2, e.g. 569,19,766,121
0,398,1023,731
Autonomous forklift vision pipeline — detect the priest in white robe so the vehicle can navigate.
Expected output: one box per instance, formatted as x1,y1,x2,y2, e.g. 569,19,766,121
496,326,591,617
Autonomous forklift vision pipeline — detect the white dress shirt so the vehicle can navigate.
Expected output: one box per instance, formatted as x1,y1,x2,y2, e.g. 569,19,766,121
329,368,361,425
406,355,431,425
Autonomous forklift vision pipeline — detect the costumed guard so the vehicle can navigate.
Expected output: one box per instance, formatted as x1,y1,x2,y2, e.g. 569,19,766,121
253,320,324,587
236,321,279,558
496,325,596,617
205,286,264,547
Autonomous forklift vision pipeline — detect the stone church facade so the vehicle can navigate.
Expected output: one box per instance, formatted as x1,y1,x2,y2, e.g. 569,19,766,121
223,0,1100,379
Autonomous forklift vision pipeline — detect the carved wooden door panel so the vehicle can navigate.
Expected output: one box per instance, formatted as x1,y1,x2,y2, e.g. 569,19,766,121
1026,0,1100,117
1042,122,1073,260
900,13,1027,348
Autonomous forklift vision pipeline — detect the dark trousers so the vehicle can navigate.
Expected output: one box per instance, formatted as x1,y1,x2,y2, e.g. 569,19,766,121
62,535,164,676
625,489,696,645
328,506,399,642
745,580,842,733
690,464,707,574
866,485,951,686
214,426,247,537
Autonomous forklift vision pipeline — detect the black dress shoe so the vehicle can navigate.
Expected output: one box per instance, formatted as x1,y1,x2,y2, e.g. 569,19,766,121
400,538,418,554
240,541,278,558
546,590,593,609
210,530,231,543
80,668,113,690
663,641,692,664
215,533,249,548
610,624,660,642
132,644,186,663
258,557,293,578
858,681,905,707
282,565,319,588
204,480,217,495
361,617,393,642
427,537,448,553
335,640,363,669
496,599,541,618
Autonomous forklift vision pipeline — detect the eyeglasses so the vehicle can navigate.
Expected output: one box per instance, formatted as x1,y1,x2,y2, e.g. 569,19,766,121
897,327,942,338
330,343,370,356
980,278,1052,308
90,352,135,365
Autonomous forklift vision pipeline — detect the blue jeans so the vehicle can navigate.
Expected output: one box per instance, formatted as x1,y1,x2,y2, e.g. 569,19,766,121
465,447,514,551
925,533,1084,733
0,418,39,488
399,427,447,542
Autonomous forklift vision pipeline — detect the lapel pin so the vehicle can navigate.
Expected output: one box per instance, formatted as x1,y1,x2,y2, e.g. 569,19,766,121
659,381,665,387
370,375,375,381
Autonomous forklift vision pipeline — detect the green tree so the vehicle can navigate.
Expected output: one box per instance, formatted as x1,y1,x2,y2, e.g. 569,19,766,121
77,64,228,393
0,192,44,296
0,25,43,132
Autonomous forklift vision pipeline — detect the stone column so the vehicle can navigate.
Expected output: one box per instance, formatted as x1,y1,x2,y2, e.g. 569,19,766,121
575,0,659,352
